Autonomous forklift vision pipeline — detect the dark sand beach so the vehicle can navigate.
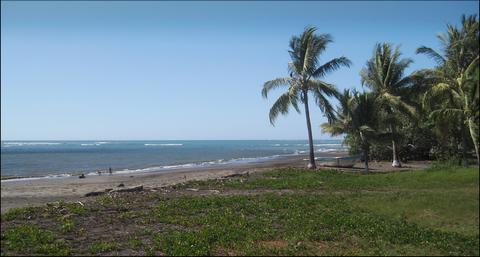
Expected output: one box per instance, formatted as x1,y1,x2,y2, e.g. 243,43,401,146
1,154,312,212
0,151,433,213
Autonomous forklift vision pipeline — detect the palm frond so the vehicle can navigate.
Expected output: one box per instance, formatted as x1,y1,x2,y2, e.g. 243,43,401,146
321,122,346,136
262,77,293,98
312,89,336,123
429,108,463,122
416,46,446,65
377,92,416,117
264,26,351,130
311,57,352,79
308,80,341,99
268,91,298,125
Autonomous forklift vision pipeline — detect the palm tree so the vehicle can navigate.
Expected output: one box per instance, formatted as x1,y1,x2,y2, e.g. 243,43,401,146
322,90,380,172
417,15,479,166
360,43,416,168
262,27,351,169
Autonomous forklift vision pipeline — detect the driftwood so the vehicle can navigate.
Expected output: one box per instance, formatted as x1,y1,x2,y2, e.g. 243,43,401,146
220,172,251,180
111,185,143,193
223,173,243,178
84,191,105,197
84,185,144,197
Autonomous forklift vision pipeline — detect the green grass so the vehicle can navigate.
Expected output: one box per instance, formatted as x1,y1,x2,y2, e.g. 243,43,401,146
149,193,477,255
347,188,479,235
0,224,70,256
179,166,478,191
1,206,38,221
1,165,479,256
88,241,118,254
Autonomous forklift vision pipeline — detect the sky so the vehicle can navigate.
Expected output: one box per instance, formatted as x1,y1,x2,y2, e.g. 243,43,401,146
1,1,478,140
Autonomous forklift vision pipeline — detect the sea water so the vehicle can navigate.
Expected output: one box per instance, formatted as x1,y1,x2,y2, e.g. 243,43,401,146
1,140,346,179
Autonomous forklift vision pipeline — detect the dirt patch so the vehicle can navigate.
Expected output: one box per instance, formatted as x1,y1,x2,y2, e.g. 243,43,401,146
0,191,193,256
259,240,289,248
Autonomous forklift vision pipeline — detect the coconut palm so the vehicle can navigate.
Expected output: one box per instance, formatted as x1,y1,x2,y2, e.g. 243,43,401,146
322,90,380,172
262,26,351,169
360,43,416,167
417,14,479,165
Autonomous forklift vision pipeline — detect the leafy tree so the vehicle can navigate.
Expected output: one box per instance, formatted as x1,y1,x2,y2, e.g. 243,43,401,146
417,14,479,165
262,27,351,169
322,90,381,172
360,43,416,167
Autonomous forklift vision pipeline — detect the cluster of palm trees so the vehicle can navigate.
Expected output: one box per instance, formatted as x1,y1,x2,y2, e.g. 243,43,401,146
262,15,479,171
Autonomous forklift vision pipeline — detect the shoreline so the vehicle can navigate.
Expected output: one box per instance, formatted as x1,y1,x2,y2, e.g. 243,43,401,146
1,152,348,213
1,151,346,183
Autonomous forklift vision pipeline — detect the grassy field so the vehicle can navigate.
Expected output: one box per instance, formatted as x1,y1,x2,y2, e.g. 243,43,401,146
1,164,479,256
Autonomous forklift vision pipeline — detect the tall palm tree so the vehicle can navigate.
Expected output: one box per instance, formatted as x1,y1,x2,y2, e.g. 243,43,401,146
417,15,479,165
262,27,351,169
360,43,416,167
322,90,380,172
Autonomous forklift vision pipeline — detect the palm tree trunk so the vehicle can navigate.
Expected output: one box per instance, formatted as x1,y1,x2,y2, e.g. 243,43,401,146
363,145,369,172
390,124,401,167
303,90,316,169
467,118,479,165
461,123,468,167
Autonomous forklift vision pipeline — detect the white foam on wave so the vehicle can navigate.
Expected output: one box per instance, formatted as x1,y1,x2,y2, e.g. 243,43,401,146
104,155,283,176
314,143,343,147
144,143,183,146
80,142,110,146
1,177,46,183
4,157,247,182
287,143,344,147
226,155,281,164
295,150,307,154
2,142,61,146
315,148,347,153
1,173,72,183
161,163,195,169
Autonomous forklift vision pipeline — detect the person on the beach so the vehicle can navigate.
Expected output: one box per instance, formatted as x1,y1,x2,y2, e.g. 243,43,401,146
109,167,112,175
97,170,101,176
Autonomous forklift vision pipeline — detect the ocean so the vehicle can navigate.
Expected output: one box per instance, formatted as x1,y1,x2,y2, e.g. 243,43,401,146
1,140,346,179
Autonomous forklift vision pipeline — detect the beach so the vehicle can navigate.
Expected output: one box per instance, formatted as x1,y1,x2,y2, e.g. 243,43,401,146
0,140,351,212
0,154,313,213
0,151,436,213
2,3,478,255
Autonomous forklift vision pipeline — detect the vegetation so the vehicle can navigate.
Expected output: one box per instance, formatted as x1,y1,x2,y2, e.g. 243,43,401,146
316,15,479,166
417,14,479,166
1,12,478,257
262,26,351,169
1,165,478,256
359,43,417,167
322,90,381,172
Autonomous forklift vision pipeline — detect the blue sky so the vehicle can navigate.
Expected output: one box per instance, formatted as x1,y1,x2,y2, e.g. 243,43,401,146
1,1,478,140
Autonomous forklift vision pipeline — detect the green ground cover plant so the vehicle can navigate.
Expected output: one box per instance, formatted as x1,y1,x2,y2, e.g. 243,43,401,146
1,166,478,256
